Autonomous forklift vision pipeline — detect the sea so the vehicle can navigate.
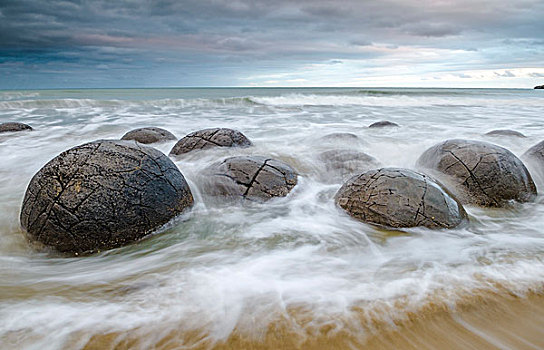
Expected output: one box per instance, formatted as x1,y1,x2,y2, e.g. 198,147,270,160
1,87,543,349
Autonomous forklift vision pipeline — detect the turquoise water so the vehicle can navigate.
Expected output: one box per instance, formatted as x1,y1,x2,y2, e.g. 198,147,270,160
0,88,543,349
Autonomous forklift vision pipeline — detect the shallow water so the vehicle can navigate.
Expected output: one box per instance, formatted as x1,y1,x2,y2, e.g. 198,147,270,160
1,88,544,349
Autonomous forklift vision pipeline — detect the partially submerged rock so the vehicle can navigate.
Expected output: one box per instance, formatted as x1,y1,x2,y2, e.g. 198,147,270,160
0,122,33,133
318,149,380,182
170,128,252,156
484,129,526,138
121,127,176,144
522,140,544,184
319,133,360,142
335,168,467,229
368,121,399,128
202,156,297,201
20,140,194,254
417,139,536,207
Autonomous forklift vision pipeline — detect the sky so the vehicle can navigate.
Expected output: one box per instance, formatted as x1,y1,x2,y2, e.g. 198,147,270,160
1,0,543,89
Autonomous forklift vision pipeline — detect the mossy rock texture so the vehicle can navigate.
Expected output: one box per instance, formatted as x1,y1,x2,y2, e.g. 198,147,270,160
335,168,467,229
417,139,536,207
170,128,252,156
20,140,194,254
121,127,176,144
202,156,297,201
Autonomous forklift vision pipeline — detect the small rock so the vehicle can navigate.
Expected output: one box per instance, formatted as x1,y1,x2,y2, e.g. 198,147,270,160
20,140,194,254
368,121,399,128
417,139,536,207
318,149,380,182
202,156,297,201
0,122,33,133
121,127,176,144
484,129,526,138
335,168,467,229
319,133,360,142
170,128,252,156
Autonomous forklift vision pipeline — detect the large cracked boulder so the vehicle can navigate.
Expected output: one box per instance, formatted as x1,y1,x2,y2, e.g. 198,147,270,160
318,149,380,182
20,140,194,254
121,127,176,144
202,156,297,201
417,139,536,207
335,168,467,229
170,128,252,156
0,122,33,133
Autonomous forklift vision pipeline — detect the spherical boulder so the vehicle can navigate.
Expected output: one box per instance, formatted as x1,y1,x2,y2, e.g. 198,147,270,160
20,140,194,254
0,122,32,133
319,133,360,142
121,127,176,144
484,129,526,138
368,121,399,128
202,156,297,201
335,168,467,229
318,149,380,182
522,140,544,183
417,139,536,207
170,128,252,156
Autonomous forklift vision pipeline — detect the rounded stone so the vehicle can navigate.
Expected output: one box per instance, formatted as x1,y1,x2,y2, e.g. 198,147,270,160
484,129,526,138
522,140,544,182
202,156,297,201
121,127,177,144
20,140,194,254
318,149,380,182
335,168,467,229
0,122,33,133
319,133,360,142
368,121,399,128
170,128,252,156
417,139,536,207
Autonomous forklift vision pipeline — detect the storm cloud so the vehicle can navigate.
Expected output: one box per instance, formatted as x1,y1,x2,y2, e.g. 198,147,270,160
1,0,543,88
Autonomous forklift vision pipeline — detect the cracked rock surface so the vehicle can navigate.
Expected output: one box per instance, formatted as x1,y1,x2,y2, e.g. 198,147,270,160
121,127,177,144
20,140,194,254
202,156,297,201
335,168,467,229
318,149,380,182
368,121,399,128
417,139,536,207
0,122,33,133
169,128,252,156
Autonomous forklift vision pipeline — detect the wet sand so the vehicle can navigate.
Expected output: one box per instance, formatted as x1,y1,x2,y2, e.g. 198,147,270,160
79,289,544,350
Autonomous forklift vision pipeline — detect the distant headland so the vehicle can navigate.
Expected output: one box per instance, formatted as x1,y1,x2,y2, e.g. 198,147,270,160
535,85,544,89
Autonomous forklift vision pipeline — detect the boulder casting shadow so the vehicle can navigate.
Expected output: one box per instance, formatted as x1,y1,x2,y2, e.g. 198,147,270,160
170,128,252,156
121,127,177,144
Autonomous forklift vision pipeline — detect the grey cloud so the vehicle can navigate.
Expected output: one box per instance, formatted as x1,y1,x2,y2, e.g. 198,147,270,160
529,72,544,77
494,70,516,77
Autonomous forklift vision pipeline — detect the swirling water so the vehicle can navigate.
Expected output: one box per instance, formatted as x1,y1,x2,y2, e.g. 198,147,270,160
1,88,544,349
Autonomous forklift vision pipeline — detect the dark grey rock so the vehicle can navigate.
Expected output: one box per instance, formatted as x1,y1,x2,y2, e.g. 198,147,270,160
534,85,544,89
335,168,467,229
368,121,399,128
20,140,194,254
485,129,526,138
121,127,176,144
0,122,32,133
318,149,380,182
417,139,536,207
170,128,252,156
202,156,297,201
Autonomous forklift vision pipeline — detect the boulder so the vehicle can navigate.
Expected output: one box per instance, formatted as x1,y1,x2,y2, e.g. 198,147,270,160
319,133,360,142
368,121,399,128
202,156,297,201
0,122,32,133
318,149,380,182
522,140,544,183
417,139,536,207
484,129,526,138
20,140,194,254
335,168,467,229
121,127,176,144
170,128,252,156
